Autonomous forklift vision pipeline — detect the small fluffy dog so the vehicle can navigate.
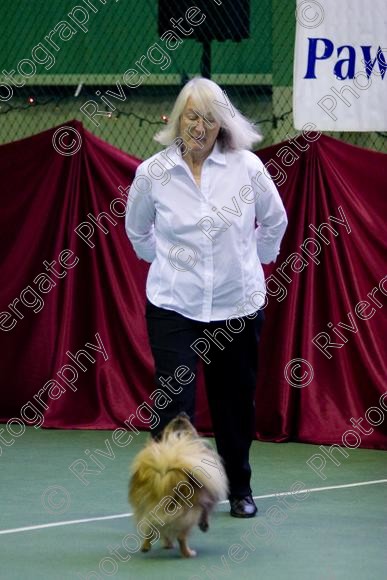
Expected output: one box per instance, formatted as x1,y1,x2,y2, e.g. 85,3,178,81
129,413,228,557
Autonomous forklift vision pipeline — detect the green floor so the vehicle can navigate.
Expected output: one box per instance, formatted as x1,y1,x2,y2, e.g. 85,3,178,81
0,427,386,580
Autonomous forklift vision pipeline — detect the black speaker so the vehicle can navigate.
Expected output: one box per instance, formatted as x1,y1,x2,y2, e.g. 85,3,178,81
158,0,250,42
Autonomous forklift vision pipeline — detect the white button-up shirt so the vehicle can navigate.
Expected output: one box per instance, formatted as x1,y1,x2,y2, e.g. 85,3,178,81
125,140,288,322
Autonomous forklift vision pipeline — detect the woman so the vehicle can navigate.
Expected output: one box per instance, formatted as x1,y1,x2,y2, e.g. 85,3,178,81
125,77,288,518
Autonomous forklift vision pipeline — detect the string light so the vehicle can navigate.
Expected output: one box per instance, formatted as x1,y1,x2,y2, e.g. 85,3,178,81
0,97,167,126
0,96,293,130
1,99,383,145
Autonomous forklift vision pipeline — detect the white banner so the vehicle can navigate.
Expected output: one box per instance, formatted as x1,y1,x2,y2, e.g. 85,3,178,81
293,0,387,131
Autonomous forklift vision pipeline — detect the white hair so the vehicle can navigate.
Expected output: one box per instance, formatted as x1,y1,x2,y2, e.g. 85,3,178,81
154,77,263,151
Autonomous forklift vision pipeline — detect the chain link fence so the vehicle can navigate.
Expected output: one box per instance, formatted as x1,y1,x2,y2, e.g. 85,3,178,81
0,0,385,158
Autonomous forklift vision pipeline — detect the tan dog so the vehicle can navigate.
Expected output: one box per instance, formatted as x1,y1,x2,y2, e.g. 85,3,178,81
129,413,228,557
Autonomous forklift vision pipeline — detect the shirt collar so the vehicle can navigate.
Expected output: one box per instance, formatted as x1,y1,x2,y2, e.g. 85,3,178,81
164,138,226,169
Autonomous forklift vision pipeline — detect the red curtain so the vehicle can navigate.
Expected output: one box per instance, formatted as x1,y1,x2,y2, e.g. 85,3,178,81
1,121,386,449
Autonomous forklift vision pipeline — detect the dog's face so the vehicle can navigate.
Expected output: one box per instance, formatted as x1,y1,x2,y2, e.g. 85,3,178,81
161,412,198,440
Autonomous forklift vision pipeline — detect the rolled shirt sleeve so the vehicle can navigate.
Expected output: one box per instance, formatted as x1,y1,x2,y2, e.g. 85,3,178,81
125,166,156,263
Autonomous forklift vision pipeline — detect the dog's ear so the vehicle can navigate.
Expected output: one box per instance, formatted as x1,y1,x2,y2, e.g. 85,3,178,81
151,431,162,443
177,411,190,420
170,412,191,430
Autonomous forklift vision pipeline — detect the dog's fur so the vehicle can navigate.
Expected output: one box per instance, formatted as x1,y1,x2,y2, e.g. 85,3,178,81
129,413,228,557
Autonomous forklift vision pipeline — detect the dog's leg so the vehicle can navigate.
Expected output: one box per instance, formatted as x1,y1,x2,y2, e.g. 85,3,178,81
198,507,209,532
198,492,214,532
141,538,152,552
178,532,196,558
162,535,174,549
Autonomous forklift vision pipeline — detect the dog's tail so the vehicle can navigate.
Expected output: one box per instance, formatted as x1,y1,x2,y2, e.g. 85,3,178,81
129,434,228,512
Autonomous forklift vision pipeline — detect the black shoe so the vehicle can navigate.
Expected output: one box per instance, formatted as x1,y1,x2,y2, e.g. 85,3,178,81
229,494,258,518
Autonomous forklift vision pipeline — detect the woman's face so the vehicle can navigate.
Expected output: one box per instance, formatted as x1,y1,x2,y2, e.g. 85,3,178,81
179,97,221,158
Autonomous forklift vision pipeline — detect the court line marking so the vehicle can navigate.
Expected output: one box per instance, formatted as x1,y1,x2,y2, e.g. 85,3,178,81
1,478,386,536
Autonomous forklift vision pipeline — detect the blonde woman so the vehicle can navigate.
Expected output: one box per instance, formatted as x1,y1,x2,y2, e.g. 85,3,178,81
126,77,288,518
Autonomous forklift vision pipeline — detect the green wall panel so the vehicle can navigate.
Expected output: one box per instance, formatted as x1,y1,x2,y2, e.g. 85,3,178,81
0,0,272,77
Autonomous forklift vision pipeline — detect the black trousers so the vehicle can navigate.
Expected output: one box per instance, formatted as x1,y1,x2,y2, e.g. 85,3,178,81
145,298,265,497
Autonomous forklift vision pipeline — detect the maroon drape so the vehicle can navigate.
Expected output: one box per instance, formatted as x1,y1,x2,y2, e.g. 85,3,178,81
1,121,386,449
257,134,387,449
